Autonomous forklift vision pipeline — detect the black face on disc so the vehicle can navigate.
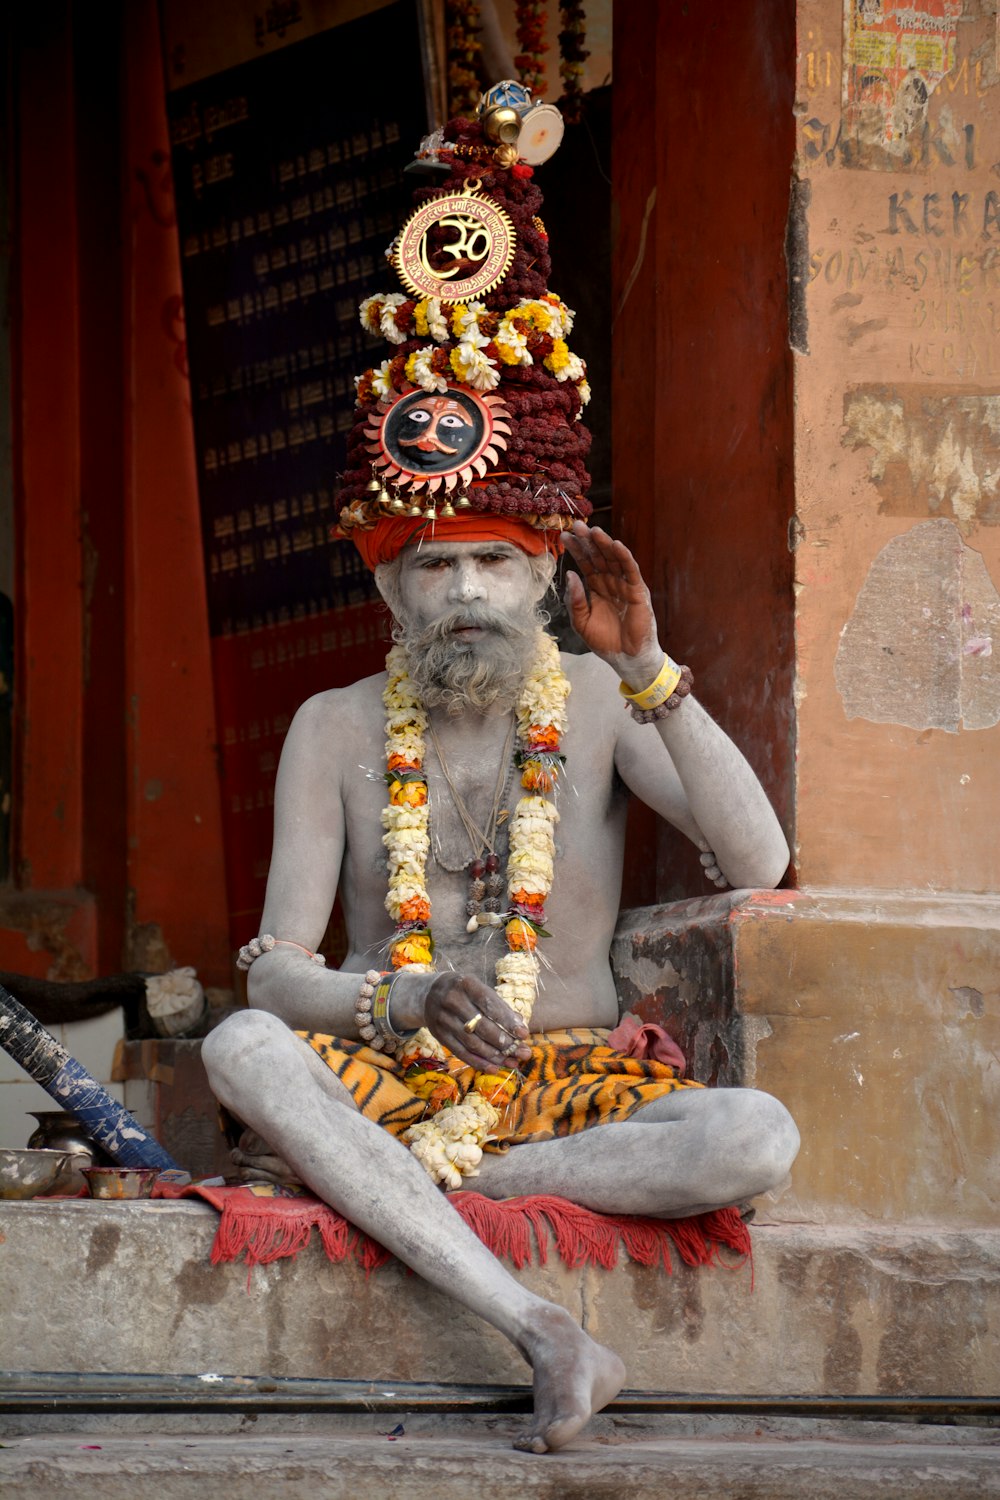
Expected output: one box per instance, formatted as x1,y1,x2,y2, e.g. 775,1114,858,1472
382,387,489,477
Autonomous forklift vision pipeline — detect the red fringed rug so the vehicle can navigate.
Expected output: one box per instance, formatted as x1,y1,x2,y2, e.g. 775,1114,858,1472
155,1180,752,1278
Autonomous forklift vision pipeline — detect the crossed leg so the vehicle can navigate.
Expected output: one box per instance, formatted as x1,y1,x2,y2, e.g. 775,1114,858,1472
473,1086,800,1217
202,1009,625,1454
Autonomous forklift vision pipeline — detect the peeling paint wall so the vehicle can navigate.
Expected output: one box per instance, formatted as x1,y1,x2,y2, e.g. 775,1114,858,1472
794,0,1000,892
835,517,1000,731
843,388,1000,526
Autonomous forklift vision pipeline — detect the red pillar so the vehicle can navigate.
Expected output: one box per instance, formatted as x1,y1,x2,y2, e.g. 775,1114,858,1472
120,0,230,987
4,4,97,977
4,2,229,987
613,0,797,904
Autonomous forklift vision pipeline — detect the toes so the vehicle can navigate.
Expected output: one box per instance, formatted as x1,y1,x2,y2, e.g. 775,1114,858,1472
513,1433,549,1454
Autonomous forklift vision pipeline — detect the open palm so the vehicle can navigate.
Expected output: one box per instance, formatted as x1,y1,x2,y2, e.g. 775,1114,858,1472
563,524,659,661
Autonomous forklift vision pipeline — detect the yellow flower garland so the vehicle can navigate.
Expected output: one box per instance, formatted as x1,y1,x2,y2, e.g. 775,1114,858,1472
380,632,571,1186
357,292,590,406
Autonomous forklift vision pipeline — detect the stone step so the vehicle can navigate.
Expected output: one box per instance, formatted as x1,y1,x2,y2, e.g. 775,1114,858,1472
1,1199,998,1396
0,1418,997,1500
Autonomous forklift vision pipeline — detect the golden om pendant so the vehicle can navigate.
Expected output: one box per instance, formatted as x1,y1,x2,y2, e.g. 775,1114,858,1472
393,181,517,303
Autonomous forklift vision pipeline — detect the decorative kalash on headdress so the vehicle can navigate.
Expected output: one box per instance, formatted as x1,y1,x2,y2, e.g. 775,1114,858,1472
336,80,593,568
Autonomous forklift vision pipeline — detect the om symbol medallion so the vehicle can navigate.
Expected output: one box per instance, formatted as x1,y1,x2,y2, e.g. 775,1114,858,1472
392,182,517,303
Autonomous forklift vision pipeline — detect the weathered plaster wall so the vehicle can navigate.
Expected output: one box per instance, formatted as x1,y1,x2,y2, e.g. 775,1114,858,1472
793,0,1000,891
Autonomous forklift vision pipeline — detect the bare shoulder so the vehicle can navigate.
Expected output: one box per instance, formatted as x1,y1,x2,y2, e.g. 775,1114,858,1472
278,670,388,788
560,651,625,728
287,670,386,736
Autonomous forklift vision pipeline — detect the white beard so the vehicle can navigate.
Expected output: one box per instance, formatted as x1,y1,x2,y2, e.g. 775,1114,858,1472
393,604,540,716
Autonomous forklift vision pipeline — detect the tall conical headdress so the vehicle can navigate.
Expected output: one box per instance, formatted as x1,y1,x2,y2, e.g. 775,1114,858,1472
337,82,593,555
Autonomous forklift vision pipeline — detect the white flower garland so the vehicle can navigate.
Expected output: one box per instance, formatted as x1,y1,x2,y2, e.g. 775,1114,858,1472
379,631,571,1185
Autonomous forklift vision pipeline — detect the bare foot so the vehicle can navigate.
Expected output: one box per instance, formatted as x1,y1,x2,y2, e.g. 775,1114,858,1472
514,1305,626,1454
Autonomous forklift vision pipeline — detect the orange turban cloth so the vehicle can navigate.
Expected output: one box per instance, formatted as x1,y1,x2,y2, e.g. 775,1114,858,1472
352,515,565,570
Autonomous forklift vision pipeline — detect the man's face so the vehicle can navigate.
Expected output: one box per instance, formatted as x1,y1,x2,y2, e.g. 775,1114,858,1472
384,540,552,715
393,540,544,637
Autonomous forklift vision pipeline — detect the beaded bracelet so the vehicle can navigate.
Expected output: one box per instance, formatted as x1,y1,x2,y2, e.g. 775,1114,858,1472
236,934,328,972
354,969,384,1045
626,664,694,722
355,970,418,1055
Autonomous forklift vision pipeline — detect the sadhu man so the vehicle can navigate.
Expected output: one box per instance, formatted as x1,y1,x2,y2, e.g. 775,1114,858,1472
204,89,798,1454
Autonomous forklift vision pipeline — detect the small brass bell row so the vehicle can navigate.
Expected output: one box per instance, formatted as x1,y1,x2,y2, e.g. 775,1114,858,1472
411,494,475,521
368,471,476,521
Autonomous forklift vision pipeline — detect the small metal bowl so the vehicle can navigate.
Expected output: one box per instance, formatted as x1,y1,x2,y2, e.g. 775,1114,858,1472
0,1148,74,1200
82,1167,160,1200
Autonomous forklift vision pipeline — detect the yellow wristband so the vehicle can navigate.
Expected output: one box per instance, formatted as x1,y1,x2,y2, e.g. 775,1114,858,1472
618,654,683,709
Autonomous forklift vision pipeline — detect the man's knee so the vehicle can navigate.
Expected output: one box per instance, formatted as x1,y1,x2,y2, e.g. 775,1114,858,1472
202,1008,289,1092
729,1088,800,1192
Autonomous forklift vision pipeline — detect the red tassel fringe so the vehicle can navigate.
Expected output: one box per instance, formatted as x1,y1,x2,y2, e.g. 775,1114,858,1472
168,1182,751,1279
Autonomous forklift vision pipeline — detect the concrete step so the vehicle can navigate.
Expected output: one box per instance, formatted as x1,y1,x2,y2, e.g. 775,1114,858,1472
2,1198,998,1396
0,1416,997,1499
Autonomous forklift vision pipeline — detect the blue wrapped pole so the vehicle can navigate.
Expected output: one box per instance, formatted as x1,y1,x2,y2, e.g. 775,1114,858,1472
0,981,179,1171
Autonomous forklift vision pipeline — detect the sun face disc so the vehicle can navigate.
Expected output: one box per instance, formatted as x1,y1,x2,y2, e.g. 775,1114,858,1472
392,186,517,303
365,386,510,492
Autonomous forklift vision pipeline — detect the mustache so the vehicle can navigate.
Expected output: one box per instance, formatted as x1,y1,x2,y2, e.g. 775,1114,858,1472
398,434,458,454
412,604,525,646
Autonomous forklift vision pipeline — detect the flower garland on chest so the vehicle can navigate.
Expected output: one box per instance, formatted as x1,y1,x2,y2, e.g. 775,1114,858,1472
380,631,570,1188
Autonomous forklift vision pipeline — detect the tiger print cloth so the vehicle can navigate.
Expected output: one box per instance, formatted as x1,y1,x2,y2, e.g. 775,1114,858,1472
295,1026,702,1150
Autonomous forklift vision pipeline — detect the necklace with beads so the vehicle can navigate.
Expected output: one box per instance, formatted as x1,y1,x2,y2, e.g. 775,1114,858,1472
379,631,569,1191
426,715,517,932
380,631,570,1028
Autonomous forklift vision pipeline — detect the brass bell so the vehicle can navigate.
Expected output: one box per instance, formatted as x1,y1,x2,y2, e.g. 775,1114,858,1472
482,105,521,146
366,472,381,493
377,484,393,507
407,502,423,517
390,494,407,513
440,501,456,518
455,494,472,510
422,504,437,520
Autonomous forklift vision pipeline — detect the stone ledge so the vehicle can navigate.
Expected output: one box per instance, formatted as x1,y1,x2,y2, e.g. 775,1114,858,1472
1,1200,997,1396
1,1425,998,1500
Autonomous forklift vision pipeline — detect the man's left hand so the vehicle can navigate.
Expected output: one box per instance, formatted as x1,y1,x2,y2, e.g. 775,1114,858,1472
562,523,662,684
423,973,533,1073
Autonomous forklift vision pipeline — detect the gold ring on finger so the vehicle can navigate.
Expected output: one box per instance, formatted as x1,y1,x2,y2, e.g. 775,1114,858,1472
464,1012,483,1034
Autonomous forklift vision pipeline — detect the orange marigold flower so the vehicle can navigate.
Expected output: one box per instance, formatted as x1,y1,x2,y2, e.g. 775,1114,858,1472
389,778,427,807
391,933,433,967
474,1071,520,1107
505,918,538,952
520,760,555,793
509,887,544,911
399,896,431,923
428,1080,462,1112
406,1070,461,1108
387,753,420,772
527,725,560,750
